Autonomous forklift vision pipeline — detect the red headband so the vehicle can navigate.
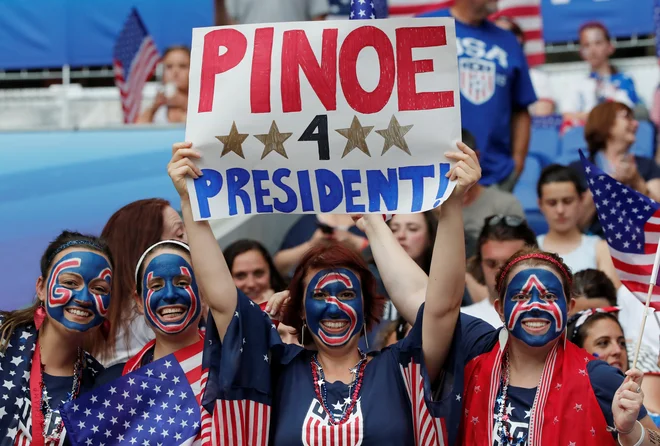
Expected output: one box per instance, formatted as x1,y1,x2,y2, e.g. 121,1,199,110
496,253,572,295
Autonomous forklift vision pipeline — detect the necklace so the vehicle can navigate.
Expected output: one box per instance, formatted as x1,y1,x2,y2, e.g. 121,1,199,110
495,351,538,446
310,350,367,425
40,347,83,441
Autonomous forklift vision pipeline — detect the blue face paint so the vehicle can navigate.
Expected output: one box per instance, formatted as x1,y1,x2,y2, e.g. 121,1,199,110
504,268,568,347
304,268,364,347
46,251,112,332
142,253,201,335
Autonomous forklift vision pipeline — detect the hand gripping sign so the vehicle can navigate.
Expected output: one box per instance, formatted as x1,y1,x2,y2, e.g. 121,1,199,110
184,18,460,220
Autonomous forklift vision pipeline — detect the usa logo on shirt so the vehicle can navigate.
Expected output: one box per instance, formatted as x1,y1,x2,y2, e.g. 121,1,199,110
459,58,496,105
301,399,364,446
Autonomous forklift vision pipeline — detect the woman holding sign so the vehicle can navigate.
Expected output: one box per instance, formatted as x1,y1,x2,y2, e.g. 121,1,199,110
167,140,480,446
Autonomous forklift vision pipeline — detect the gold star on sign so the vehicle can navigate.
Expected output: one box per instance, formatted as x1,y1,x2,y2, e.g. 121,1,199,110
216,121,249,159
254,120,293,160
336,116,373,158
376,115,414,156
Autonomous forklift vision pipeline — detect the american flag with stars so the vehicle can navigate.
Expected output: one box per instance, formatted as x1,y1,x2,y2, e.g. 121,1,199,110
60,354,199,446
580,151,660,310
113,8,160,124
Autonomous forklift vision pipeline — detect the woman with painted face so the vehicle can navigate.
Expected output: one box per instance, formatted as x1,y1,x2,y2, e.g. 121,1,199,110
167,140,480,445
117,240,212,444
0,231,113,445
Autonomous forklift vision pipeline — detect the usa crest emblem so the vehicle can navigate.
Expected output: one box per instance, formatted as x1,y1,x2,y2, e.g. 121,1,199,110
459,58,496,105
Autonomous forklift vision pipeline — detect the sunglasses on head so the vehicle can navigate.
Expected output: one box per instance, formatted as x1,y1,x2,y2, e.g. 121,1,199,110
486,215,525,228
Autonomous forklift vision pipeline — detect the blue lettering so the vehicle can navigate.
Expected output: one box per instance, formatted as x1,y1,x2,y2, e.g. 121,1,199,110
297,171,315,212
315,169,343,213
366,168,398,212
433,163,451,207
272,169,298,213
226,168,252,216
252,170,273,213
399,165,434,212
341,170,365,213
193,169,223,219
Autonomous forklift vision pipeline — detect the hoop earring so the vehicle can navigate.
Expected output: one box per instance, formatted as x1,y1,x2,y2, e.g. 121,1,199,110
363,324,369,350
301,322,307,345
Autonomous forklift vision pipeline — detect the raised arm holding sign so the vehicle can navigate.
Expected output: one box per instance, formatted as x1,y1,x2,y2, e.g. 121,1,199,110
183,18,461,220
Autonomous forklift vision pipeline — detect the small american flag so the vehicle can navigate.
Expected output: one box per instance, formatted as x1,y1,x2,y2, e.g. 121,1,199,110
387,0,545,66
349,0,387,19
60,355,199,446
580,151,660,311
113,8,161,124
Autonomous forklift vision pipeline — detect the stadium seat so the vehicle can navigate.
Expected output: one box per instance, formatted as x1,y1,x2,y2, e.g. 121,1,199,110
529,126,560,165
559,126,587,163
513,154,548,235
630,120,656,159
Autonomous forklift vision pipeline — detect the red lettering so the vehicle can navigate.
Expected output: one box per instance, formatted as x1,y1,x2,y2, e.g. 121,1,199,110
281,29,338,113
339,26,395,114
198,29,248,113
251,27,275,113
396,26,454,111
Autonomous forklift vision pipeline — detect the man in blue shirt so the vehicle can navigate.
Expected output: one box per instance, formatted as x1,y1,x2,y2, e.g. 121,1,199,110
419,0,537,189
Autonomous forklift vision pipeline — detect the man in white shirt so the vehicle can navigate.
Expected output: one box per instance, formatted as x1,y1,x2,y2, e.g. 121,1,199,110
462,214,539,328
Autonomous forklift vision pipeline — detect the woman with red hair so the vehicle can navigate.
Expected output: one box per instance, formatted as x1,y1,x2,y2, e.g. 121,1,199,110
167,140,480,445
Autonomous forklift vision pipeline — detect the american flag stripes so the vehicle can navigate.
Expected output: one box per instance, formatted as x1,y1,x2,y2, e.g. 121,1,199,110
113,8,161,124
209,399,271,446
61,354,199,446
580,151,660,311
387,0,545,66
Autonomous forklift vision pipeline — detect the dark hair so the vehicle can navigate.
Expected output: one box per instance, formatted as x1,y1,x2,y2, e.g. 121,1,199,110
496,247,572,302
388,211,438,274
537,164,586,198
579,21,611,42
567,312,623,348
585,101,633,157
462,128,478,152
281,242,385,345
496,16,524,44
135,241,192,295
95,198,171,360
1,230,112,352
163,45,191,59
572,269,618,306
468,215,539,284
223,239,287,292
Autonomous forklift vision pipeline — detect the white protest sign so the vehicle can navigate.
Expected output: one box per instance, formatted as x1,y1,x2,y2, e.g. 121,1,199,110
184,18,460,220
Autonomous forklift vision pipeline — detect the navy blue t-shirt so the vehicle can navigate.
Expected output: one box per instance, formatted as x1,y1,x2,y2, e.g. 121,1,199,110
459,314,648,444
418,9,537,185
202,291,464,446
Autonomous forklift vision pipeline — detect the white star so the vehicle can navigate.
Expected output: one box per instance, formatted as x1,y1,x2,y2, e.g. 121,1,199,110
168,417,175,425
179,391,187,399
553,416,559,424
317,379,325,386
102,399,111,408
569,442,576,446
161,401,169,410
9,356,22,367
505,403,514,416
116,403,123,412
180,419,188,428
122,390,130,399
85,438,93,446
172,376,180,385
78,420,86,429
109,386,117,394
20,331,31,340
474,386,481,393
136,424,144,432
155,414,162,422
174,433,182,441
167,389,174,397
127,377,136,386
358,9,366,16
149,427,156,434
161,429,169,437
84,408,92,416
110,416,118,425
586,166,591,173
234,311,239,317
91,425,99,433
117,434,125,442
142,440,150,446
174,404,181,412
623,242,630,248
104,429,112,438
332,401,344,411
130,438,137,445
142,411,150,420
471,416,479,424
140,382,149,390
578,369,587,376
590,427,596,436
574,403,583,412
129,408,137,416
134,394,143,402
164,360,172,368
264,354,269,362
71,403,79,412
344,397,351,405
456,394,461,401
124,421,131,429
153,385,161,394
96,411,105,420
159,372,167,381
524,410,531,419
145,369,154,377
193,421,200,429
556,383,562,390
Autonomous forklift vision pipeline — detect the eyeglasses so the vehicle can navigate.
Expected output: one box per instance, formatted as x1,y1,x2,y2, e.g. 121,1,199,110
485,215,525,228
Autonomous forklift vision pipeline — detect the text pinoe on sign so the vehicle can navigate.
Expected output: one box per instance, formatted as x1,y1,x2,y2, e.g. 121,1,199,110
184,18,460,220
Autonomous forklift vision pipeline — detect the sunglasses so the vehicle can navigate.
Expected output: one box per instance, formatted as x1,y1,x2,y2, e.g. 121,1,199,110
485,215,525,228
